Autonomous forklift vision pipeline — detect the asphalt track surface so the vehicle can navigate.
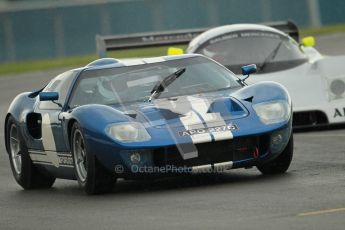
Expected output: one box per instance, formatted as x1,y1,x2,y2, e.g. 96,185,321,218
0,34,344,230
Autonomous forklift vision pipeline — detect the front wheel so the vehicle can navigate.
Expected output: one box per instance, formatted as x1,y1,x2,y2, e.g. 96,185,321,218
6,116,55,189
71,123,115,195
257,134,294,175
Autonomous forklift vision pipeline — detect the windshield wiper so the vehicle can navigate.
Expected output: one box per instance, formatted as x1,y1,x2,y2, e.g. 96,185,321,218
258,41,283,71
148,68,186,102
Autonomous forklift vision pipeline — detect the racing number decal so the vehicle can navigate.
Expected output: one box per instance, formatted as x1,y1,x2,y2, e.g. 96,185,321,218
334,108,345,118
153,96,236,160
41,113,57,151
188,96,234,141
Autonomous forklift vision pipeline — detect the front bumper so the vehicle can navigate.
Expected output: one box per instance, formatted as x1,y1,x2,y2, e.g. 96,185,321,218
92,122,292,178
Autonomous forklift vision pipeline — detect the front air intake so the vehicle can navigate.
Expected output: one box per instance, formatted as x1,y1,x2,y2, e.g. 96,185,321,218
293,111,328,127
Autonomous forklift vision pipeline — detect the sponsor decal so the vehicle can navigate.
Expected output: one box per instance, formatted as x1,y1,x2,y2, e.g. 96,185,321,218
209,31,281,45
141,32,200,43
58,155,73,166
29,150,73,168
179,124,238,137
210,33,239,44
334,107,345,118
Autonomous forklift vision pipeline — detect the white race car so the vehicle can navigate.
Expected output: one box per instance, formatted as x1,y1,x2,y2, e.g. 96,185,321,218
95,21,345,128
185,23,345,128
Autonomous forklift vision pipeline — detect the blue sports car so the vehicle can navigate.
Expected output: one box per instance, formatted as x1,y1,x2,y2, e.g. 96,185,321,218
5,54,293,194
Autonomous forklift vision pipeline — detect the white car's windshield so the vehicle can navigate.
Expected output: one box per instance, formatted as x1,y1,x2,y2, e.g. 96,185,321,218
68,56,241,108
194,30,308,74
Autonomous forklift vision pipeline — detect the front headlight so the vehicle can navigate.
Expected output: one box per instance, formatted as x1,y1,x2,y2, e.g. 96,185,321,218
106,122,151,142
253,100,291,124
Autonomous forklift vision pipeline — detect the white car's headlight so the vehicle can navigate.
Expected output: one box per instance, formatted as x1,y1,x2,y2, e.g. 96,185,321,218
253,100,291,124
106,122,151,142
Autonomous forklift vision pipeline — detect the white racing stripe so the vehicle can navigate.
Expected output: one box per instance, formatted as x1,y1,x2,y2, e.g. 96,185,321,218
214,161,233,171
29,152,50,163
41,113,60,167
143,57,166,64
187,96,234,141
212,130,234,141
153,96,234,160
33,161,54,167
191,161,233,173
180,111,212,144
121,59,145,66
41,113,57,151
177,110,208,159
153,99,203,160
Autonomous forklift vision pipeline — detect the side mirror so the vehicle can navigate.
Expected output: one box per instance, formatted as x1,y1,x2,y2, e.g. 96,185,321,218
167,47,184,56
241,64,257,76
302,36,315,47
39,92,59,101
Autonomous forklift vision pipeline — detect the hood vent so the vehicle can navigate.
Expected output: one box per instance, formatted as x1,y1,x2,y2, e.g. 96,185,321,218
208,98,246,117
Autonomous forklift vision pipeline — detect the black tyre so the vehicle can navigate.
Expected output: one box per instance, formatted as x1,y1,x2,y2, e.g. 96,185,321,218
6,116,55,189
71,122,115,195
257,134,294,175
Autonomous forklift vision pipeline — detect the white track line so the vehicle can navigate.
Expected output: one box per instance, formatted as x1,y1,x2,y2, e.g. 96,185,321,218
298,207,345,216
296,134,345,137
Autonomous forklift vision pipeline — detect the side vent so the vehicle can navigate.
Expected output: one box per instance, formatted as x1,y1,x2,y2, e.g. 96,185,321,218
27,113,42,139
293,111,328,127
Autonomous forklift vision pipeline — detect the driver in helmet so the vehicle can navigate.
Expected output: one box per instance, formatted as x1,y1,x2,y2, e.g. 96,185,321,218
95,77,128,104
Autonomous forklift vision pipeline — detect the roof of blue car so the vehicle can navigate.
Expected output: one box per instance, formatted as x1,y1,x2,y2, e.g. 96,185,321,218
84,54,202,71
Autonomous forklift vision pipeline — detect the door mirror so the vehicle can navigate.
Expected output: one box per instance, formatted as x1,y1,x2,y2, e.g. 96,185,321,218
167,47,184,56
39,92,59,101
302,36,315,47
241,64,257,76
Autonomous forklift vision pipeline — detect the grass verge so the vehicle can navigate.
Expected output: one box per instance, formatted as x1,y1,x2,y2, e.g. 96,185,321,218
0,45,186,76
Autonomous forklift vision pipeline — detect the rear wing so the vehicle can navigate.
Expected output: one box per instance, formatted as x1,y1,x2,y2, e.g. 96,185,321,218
96,20,299,58
263,20,299,42
96,28,206,58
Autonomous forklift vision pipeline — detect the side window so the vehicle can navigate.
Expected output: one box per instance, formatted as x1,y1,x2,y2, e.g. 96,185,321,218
39,71,76,110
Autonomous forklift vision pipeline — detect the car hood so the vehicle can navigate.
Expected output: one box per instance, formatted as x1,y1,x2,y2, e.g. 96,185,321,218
110,89,248,128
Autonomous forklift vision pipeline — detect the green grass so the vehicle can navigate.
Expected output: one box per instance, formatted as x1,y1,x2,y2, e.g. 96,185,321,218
2,23,345,76
300,23,345,37
0,55,96,76
0,45,187,76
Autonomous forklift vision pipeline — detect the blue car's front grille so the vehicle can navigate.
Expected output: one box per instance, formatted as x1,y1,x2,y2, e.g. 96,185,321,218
153,135,269,167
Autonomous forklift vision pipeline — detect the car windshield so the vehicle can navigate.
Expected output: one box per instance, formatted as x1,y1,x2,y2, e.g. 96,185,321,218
68,56,241,108
194,30,308,74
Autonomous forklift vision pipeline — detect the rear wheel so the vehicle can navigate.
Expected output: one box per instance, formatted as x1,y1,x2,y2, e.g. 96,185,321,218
257,134,294,175
6,116,55,189
71,123,115,195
